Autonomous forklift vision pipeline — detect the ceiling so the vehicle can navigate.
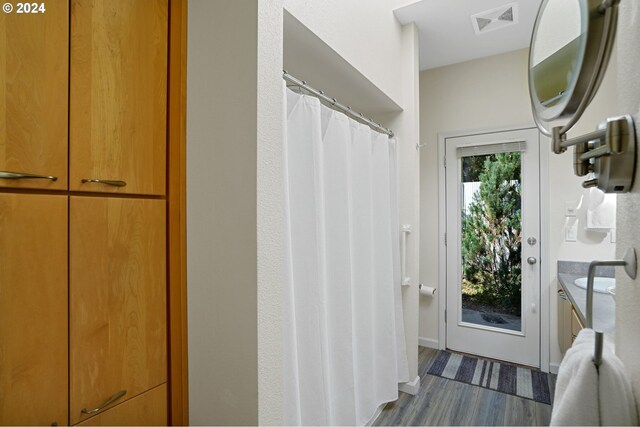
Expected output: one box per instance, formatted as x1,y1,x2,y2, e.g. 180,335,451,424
394,0,544,70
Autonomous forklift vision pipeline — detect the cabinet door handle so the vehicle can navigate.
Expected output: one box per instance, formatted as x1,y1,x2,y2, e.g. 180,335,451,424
81,179,127,187
0,171,58,181
81,390,127,415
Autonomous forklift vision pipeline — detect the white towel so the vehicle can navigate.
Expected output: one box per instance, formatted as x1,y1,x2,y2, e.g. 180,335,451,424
551,329,639,426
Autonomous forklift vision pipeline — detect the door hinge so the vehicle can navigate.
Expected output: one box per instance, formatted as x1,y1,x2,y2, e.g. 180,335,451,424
444,309,447,323
444,156,447,168
444,232,447,246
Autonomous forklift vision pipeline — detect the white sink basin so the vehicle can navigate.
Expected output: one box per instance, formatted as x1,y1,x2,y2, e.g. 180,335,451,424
574,277,615,294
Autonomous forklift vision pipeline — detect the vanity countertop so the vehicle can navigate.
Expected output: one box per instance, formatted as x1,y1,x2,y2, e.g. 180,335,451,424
557,264,615,336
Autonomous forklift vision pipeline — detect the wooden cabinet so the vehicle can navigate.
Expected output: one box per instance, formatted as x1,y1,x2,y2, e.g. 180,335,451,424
70,0,168,196
558,286,585,354
77,384,167,426
70,197,166,425
557,288,572,354
0,2,68,190
0,0,181,423
0,194,68,425
571,306,584,344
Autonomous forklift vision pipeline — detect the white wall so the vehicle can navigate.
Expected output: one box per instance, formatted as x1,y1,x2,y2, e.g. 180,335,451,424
257,1,285,425
283,0,408,106
419,48,617,369
614,0,640,410
377,23,421,386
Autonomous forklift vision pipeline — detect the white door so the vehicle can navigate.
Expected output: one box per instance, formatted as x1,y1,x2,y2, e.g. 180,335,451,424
445,128,541,367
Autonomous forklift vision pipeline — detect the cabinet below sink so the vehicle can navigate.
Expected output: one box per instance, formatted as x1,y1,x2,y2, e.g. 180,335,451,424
557,287,585,354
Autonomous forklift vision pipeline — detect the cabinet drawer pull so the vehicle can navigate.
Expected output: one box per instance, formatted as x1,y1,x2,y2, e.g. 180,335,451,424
81,179,127,187
0,171,58,181
81,390,127,415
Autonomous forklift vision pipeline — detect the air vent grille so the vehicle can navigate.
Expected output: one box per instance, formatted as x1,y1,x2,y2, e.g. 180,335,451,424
471,2,519,35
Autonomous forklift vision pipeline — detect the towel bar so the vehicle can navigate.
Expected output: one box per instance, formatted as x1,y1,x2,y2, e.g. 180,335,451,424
586,248,637,366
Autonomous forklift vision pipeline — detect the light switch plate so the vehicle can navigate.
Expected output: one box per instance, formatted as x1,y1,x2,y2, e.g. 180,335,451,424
565,201,578,217
610,229,616,243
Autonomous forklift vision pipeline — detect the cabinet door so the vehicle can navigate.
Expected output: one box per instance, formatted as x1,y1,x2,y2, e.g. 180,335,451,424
70,197,166,425
78,384,167,426
0,2,68,190
0,194,68,425
557,289,571,354
571,306,584,343
70,0,168,195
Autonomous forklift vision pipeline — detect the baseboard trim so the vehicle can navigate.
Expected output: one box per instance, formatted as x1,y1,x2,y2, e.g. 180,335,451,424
549,363,560,375
418,337,439,349
398,375,420,395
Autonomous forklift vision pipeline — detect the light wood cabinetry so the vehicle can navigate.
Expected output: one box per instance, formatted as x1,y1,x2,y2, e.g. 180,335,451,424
570,306,584,343
70,197,167,425
78,384,168,426
0,2,68,190
0,0,182,424
0,194,68,425
558,286,585,354
557,288,572,354
70,0,168,196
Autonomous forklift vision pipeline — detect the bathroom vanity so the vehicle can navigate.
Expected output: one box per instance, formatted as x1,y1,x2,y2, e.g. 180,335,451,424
557,261,615,353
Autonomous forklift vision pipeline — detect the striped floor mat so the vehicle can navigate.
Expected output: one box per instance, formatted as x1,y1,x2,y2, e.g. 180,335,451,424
427,350,551,404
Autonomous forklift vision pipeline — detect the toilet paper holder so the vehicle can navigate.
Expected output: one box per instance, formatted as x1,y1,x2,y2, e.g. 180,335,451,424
419,283,436,296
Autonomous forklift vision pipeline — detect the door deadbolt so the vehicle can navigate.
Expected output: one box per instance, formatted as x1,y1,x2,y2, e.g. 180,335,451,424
527,237,537,246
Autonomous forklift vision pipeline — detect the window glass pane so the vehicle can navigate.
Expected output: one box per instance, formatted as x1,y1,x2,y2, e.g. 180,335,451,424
460,152,522,332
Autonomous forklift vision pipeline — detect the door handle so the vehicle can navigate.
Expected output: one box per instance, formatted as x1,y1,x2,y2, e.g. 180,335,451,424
527,257,537,265
81,390,126,415
81,178,127,187
0,171,57,181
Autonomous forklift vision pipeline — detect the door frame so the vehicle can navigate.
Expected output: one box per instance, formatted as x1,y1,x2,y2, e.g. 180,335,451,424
436,125,551,373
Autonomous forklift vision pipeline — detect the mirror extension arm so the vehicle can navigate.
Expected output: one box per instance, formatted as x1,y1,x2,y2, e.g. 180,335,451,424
556,115,637,193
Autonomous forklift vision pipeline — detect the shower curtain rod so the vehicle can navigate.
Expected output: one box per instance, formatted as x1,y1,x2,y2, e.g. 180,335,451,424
283,71,395,138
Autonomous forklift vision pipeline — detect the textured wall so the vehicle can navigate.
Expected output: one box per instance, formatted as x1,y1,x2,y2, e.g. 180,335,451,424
283,0,406,105
377,23,421,385
614,0,640,409
257,0,285,425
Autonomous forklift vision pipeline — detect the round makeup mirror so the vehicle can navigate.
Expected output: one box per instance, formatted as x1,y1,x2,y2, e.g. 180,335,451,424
528,0,619,142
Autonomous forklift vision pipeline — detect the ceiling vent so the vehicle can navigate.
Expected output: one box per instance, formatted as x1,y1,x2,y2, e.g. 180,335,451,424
471,2,519,35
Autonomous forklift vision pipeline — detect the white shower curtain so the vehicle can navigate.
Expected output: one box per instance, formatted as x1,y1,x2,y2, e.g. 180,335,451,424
283,88,409,426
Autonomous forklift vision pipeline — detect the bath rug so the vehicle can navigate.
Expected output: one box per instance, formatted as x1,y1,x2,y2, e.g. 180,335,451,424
427,350,551,404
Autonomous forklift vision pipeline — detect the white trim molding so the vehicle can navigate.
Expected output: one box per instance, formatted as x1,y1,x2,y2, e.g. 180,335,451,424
398,375,421,395
419,337,439,349
437,133,447,351
539,134,551,373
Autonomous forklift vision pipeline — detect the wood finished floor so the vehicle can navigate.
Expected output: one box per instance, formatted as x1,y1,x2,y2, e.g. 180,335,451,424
374,347,555,426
